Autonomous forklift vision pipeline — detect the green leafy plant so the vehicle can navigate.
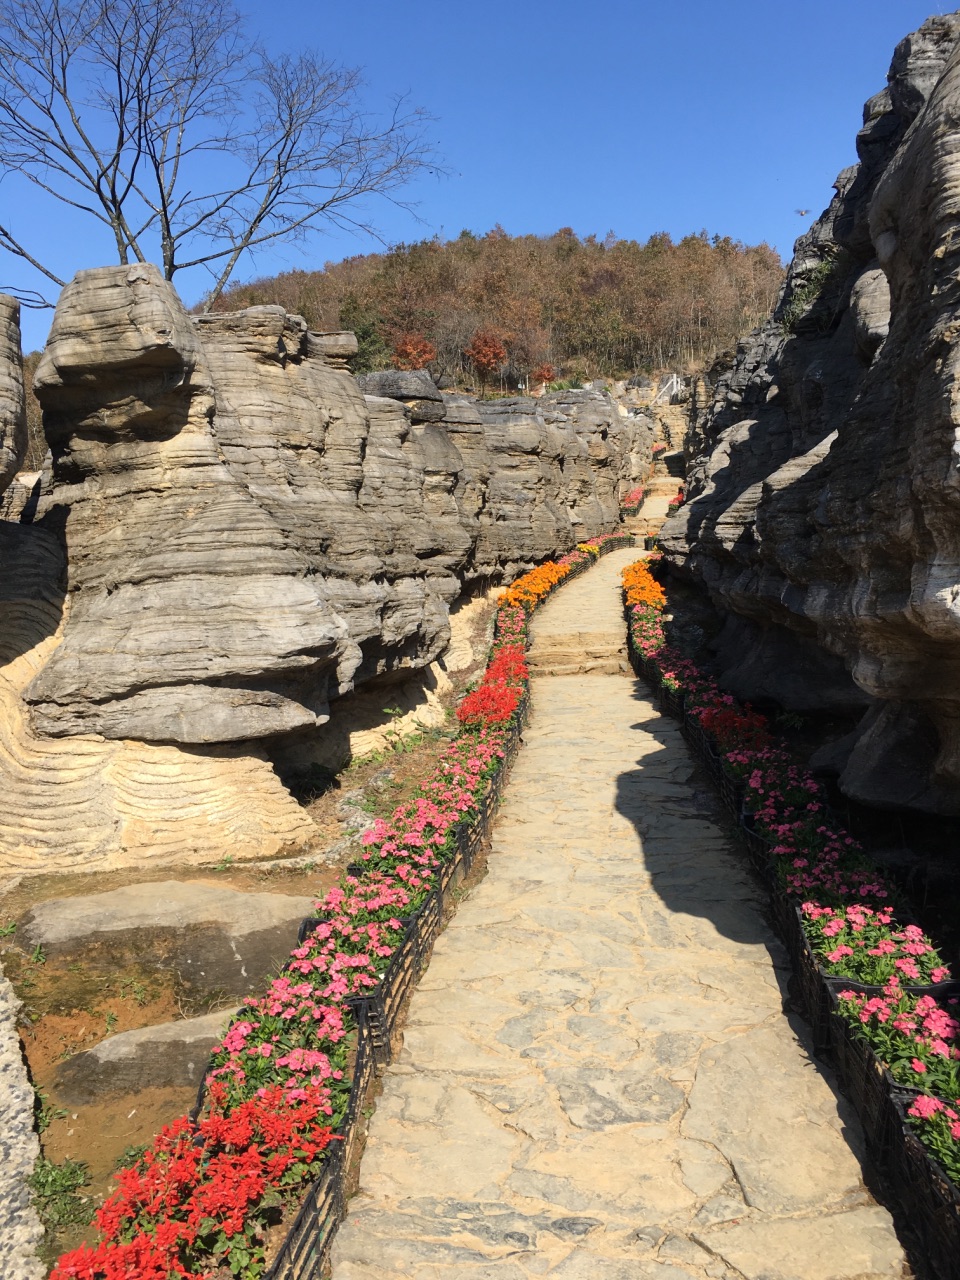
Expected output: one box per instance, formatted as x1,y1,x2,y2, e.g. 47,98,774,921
34,1088,68,1134
29,1157,91,1233
0,920,16,936
780,249,852,334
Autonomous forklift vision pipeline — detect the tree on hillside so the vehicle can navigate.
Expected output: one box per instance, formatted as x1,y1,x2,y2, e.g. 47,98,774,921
213,227,784,380
0,0,435,307
465,328,506,397
392,333,436,370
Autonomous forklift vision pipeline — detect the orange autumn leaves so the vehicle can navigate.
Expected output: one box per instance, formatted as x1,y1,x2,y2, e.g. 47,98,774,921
622,560,666,610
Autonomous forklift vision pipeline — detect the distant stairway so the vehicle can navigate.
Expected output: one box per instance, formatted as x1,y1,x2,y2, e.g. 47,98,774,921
526,629,629,677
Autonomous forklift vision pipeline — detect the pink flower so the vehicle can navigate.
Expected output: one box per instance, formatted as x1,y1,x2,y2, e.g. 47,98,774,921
911,1058,927,1073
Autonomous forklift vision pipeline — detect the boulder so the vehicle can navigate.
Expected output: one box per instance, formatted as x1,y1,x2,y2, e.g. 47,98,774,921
20,880,315,996
357,369,442,402
55,1007,239,1104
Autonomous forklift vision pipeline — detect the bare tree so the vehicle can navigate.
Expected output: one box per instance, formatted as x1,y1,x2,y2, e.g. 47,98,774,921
0,0,435,306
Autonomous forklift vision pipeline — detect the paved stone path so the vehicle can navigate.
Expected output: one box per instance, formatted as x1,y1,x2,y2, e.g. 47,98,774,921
332,548,907,1280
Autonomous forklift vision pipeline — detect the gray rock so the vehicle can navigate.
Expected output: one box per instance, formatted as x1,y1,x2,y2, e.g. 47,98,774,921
54,1006,238,1103
357,369,442,402
0,295,26,495
20,880,314,996
662,14,960,815
0,268,650,871
0,960,45,1279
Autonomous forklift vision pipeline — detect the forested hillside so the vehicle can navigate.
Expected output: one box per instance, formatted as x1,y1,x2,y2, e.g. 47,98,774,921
210,227,784,383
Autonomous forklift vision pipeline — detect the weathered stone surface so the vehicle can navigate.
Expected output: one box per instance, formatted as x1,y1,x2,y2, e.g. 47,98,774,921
661,15,960,813
54,1006,238,1104
694,1207,905,1280
357,368,443,402
0,296,26,495
0,960,44,1279
20,880,314,996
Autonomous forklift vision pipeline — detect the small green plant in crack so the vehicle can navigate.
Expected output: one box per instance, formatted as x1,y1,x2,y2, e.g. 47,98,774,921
34,1088,68,1134
30,943,46,966
0,920,16,937
29,1156,92,1233
119,977,149,1006
780,249,853,335
382,705,411,753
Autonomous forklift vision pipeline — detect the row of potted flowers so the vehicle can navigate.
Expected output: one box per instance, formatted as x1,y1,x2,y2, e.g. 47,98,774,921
621,558,960,1275
51,533,632,1280
621,485,646,516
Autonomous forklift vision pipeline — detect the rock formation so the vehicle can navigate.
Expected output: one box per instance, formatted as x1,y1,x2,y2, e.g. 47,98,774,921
0,296,25,495
0,269,651,871
660,13,960,814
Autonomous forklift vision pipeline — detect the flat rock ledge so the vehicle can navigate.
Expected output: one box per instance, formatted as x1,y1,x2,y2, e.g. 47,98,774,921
55,1007,239,1105
20,880,315,997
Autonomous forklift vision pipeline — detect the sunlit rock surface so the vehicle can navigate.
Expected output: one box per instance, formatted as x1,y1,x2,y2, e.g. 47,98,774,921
0,271,650,870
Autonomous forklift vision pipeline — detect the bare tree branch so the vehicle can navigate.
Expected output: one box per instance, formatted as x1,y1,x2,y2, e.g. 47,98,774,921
0,0,438,304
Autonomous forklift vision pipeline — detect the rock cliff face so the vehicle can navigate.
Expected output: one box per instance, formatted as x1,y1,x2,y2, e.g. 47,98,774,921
0,296,26,495
661,14,960,814
0,268,650,870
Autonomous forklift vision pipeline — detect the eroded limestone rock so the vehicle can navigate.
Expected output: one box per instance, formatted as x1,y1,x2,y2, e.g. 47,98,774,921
0,296,26,495
0,272,648,871
662,14,960,813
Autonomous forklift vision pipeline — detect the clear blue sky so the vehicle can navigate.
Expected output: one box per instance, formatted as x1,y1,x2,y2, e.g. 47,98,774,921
8,0,952,351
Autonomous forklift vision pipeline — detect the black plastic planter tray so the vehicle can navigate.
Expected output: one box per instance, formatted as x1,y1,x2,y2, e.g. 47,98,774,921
889,1096,960,1280
825,989,912,1156
739,812,776,882
659,685,684,718
265,1005,375,1280
717,768,744,817
263,1132,343,1280
775,902,960,1056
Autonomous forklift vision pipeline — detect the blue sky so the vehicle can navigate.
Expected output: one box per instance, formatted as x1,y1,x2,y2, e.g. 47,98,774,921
7,0,951,351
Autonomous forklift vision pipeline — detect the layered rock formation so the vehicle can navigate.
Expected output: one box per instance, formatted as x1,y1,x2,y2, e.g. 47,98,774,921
661,13,960,813
0,296,25,493
0,269,651,870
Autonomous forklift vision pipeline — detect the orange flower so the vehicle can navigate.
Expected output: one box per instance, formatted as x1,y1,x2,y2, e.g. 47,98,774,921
621,560,666,610
502,561,570,609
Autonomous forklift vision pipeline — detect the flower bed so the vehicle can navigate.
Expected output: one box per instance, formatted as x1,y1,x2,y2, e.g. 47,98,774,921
621,485,645,517
620,556,960,1263
52,534,632,1280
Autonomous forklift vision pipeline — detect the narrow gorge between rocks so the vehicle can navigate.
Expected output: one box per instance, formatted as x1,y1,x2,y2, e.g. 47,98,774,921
7,10,960,1280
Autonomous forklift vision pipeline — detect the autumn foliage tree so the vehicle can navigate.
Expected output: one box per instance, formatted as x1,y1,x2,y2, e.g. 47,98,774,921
214,226,784,380
464,328,507,396
392,333,436,370
530,362,556,387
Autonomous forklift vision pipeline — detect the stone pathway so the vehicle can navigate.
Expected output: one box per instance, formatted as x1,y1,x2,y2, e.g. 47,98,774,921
332,547,907,1280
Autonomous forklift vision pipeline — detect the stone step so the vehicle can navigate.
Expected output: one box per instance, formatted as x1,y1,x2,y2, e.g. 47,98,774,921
529,642,625,661
528,657,628,676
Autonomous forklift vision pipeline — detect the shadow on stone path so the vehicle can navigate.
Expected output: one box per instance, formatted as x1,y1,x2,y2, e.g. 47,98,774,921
331,548,908,1280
